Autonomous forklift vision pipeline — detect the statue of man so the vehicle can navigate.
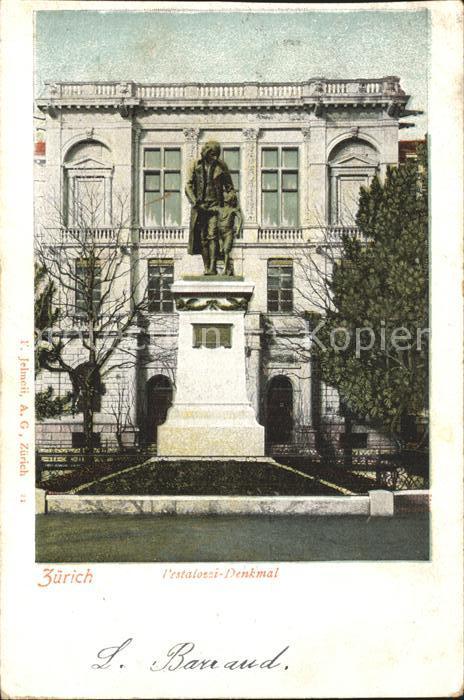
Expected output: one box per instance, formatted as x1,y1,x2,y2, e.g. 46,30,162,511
185,140,235,275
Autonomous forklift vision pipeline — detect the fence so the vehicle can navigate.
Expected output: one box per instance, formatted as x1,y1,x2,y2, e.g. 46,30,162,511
36,445,155,479
269,444,429,492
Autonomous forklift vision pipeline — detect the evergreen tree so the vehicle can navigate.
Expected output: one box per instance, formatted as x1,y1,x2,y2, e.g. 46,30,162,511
34,264,72,419
314,142,428,444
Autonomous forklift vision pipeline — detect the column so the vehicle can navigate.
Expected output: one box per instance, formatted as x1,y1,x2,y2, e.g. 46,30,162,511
132,127,141,230
241,127,259,241
305,121,328,233
131,128,141,312
182,127,200,228
301,127,312,227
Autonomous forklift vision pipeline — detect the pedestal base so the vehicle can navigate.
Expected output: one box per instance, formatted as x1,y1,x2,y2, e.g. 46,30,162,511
157,278,265,457
157,404,265,457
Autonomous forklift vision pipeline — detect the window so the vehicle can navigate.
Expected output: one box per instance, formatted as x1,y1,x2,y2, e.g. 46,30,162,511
333,175,369,225
261,147,298,226
148,259,174,312
64,139,113,227
328,139,379,226
75,259,101,316
222,147,240,192
267,259,293,312
144,148,181,226
72,176,106,227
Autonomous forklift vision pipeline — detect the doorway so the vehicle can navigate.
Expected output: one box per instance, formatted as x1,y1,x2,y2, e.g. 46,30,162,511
145,375,173,444
266,375,293,445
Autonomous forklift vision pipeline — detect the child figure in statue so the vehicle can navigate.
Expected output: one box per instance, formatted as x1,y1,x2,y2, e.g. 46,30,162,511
217,190,243,276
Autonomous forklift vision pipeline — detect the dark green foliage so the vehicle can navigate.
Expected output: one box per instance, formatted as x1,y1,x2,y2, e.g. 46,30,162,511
35,386,73,419
34,264,71,419
316,143,428,441
78,460,336,496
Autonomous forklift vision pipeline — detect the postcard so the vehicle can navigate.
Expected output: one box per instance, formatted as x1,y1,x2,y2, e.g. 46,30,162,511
1,1,462,697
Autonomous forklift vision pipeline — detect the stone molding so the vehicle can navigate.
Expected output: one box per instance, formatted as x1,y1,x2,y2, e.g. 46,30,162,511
175,297,249,312
37,77,411,118
171,279,254,313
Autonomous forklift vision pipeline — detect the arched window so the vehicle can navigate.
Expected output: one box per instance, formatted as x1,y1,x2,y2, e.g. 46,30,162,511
328,138,379,226
63,139,113,227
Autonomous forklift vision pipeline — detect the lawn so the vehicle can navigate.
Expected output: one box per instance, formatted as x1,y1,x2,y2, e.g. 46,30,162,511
76,458,342,496
36,512,430,562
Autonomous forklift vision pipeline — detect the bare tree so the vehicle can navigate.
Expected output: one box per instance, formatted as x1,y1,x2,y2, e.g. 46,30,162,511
35,183,170,463
109,382,136,450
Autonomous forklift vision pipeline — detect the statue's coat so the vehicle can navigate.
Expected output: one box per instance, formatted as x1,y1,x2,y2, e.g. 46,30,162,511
185,158,234,255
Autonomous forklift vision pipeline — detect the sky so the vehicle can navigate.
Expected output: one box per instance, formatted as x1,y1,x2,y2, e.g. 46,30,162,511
35,8,428,138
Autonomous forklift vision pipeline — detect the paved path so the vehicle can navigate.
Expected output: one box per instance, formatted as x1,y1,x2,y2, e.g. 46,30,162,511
36,513,429,562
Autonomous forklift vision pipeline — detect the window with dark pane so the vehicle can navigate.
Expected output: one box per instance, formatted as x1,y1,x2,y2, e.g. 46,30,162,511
75,259,101,316
222,147,241,193
261,147,299,226
148,259,174,312
144,148,181,226
267,259,293,312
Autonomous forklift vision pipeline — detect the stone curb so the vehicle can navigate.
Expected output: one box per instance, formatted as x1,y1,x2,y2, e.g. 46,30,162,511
44,490,430,516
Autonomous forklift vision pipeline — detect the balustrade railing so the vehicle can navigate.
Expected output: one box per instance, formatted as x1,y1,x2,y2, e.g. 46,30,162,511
138,227,186,243
41,226,365,246
44,77,403,102
258,227,304,242
60,227,120,243
327,226,364,241
258,84,302,98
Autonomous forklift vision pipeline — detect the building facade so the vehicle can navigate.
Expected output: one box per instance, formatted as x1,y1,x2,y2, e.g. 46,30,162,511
35,76,416,450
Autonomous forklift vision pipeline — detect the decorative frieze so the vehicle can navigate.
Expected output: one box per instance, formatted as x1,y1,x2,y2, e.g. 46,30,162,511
176,297,248,312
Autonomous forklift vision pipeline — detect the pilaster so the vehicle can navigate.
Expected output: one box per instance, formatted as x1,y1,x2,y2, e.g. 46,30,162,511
132,127,141,230
182,127,200,227
305,120,328,229
301,127,312,227
241,128,260,234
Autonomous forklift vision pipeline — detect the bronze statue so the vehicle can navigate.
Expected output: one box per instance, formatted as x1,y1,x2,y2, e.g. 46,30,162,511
217,189,243,276
185,140,236,275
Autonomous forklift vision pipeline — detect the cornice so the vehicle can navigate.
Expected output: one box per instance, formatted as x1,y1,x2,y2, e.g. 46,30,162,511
36,77,414,121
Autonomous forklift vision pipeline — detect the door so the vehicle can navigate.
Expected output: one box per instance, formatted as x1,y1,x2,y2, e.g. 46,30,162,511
145,375,172,444
266,375,293,444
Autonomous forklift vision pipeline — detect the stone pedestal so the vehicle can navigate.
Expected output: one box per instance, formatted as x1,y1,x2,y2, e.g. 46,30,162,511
157,278,265,456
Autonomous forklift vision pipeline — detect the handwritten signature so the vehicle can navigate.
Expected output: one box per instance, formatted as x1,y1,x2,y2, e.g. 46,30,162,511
92,638,289,672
